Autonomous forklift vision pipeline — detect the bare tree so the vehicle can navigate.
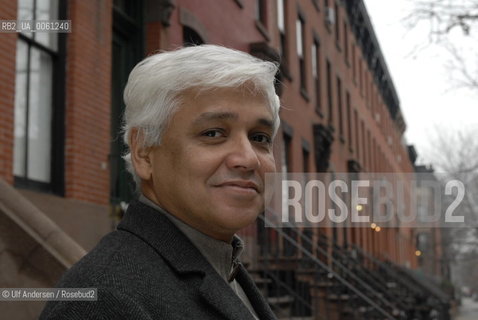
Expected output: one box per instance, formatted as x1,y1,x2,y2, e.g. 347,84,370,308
404,0,478,90
444,44,478,91
405,0,478,41
423,125,478,289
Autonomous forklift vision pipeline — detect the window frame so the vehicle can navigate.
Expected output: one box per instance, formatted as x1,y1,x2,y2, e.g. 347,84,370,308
296,12,307,98
13,0,67,194
312,35,322,117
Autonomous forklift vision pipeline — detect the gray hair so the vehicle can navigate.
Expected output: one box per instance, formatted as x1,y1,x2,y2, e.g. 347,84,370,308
122,45,281,188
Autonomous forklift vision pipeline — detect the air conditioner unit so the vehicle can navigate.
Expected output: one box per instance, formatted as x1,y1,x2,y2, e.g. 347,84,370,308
325,7,335,25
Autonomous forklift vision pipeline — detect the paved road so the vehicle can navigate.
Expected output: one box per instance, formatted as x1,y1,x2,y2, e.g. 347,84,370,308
455,298,478,320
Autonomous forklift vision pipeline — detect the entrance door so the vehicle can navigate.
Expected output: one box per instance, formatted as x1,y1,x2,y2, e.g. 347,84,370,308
110,0,144,209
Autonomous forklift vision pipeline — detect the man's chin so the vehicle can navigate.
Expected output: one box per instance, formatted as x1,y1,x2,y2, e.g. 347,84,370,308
216,207,262,228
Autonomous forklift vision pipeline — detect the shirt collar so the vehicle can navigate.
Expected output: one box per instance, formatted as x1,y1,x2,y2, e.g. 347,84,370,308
138,195,244,282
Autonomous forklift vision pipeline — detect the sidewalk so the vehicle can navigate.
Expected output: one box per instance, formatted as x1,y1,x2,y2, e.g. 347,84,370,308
455,298,478,320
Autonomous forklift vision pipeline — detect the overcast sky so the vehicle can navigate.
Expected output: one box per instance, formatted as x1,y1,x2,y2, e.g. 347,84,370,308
363,0,478,165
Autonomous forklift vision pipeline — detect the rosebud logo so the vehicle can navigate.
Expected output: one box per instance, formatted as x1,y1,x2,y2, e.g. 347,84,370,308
264,172,470,228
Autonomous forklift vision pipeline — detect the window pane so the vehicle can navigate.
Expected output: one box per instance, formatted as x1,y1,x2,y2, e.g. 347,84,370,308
277,0,284,32
35,0,59,51
18,0,34,39
18,0,34,19
27,47,53,183
255,0,260,21
14,40,29,177
311,43,317,78
296,19,302,57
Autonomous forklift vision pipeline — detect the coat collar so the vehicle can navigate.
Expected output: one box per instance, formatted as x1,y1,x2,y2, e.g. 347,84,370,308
117,200,271,320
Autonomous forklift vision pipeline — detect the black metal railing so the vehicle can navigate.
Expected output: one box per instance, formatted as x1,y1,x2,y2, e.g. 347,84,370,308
257,214,397,320
253,209,451,319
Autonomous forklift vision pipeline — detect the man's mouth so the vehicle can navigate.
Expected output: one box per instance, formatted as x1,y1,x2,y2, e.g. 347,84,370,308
215,180,260,193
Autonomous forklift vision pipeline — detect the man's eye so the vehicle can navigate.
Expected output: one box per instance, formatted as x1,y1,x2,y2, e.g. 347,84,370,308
202,129,225,138
251,133,272,145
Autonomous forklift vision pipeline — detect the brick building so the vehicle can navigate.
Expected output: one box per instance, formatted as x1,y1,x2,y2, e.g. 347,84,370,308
0,0,451,319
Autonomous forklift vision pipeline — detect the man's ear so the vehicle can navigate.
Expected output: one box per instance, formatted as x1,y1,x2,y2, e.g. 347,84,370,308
130,128,153,181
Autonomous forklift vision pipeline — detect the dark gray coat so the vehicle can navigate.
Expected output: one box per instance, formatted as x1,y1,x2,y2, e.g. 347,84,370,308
40,200,277,320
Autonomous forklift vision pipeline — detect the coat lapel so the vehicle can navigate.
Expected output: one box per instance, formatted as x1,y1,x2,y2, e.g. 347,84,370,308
199,273,256,320
236,264,278,320
118,201,258,320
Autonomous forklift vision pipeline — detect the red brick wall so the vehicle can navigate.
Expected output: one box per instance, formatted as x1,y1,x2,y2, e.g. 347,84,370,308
64,0,112,205
168,0,267,51
0,0,18,185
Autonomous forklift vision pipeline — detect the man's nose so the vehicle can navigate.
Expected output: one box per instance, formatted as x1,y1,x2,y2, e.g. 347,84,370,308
225,135,261,171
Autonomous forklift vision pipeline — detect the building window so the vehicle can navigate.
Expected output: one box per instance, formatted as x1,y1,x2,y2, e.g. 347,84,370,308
326,60,333,126
370,80,374,110
303,147,309,172
361,121,366,169
255,0,269,39
282,134,292,173
311,0,319,11
372,139,377,172
296,15,306,94
359,59,363,96
256,0,267,25
336,76,343,141
334,1,340,46
371,85,375,113
277,0,288,67
352,43,356,84
183,26,204,46
233,0,244,8
346,91,352,152
365,71,369,106
312,40,321,115
343,22,349,64
14,0,64,190
367,130,372,171
282,133,297,256
354,109,359,162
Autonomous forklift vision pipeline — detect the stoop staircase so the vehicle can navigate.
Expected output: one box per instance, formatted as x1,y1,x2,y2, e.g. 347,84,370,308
245,212,451,320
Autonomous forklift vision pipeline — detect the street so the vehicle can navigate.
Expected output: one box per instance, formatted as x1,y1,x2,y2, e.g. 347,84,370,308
455,298,478,320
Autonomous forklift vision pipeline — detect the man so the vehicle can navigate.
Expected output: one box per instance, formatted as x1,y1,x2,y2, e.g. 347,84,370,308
40,45,280,319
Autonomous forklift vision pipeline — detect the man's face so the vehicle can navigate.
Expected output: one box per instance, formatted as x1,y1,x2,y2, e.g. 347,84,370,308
142,88,276,241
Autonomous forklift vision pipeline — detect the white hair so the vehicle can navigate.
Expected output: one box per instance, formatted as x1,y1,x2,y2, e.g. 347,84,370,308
122,45,280,188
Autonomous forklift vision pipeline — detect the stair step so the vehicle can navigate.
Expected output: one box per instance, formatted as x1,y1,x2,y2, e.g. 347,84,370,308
267,295,295,305
252,277,273,285
296,268,330,276
311,281,335,288
327,293,350,301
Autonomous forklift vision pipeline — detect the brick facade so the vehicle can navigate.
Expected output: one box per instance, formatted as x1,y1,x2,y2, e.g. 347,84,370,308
0,0,18,185
0,0,418,263
64,0,112,204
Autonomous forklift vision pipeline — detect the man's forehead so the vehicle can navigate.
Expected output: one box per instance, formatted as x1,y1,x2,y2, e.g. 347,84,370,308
192,111,274,129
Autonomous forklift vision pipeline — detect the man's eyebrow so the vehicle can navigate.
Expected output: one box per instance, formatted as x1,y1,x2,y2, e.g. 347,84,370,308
193,112,274,130
257,118,274,130
193,112,239,124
